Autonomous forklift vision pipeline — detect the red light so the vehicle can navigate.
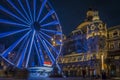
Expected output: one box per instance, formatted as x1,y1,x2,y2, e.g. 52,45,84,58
44,61,52,65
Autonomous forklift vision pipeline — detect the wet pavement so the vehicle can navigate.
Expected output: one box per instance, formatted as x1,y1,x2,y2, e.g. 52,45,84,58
0,77,120,80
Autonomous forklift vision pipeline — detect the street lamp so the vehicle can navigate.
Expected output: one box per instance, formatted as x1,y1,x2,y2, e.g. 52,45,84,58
101,54,104,71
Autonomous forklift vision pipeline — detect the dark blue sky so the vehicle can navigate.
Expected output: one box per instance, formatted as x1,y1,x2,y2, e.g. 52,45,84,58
50,0,120,35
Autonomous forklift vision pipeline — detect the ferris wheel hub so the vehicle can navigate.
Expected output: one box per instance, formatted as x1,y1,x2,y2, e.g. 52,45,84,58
31,22,41,31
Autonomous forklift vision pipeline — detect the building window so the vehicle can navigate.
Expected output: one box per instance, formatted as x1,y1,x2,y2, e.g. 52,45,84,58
109,33,113,38
78,56,82,61
91,24,95,30
114,56,119,60
109,43,114,49
113,30,119,37
72,57,76,62
119,43,120,48
98,23,103,29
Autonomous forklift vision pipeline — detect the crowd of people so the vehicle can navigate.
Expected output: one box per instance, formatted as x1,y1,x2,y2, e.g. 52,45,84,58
82,69,107,79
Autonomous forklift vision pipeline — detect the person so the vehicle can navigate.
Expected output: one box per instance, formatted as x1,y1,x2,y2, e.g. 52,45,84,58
82,69,86,78
94,69,96,78
102,71,106,80
4,70,8,77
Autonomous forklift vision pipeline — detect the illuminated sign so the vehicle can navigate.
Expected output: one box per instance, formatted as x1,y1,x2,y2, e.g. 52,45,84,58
44,61,52,67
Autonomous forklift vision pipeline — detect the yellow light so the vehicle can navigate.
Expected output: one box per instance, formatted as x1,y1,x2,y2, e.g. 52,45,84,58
98,32,100,35
53,41,56,46
53,41,55,44
101,55,104,70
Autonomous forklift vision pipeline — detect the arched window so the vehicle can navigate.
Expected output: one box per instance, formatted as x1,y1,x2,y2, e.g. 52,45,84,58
113,30,119,37
98,23,103,29
109,42,114,49
109,32,113,38
91,24,95,30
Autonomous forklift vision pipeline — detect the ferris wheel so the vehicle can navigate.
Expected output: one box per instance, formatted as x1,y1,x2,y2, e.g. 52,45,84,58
0,0,62,68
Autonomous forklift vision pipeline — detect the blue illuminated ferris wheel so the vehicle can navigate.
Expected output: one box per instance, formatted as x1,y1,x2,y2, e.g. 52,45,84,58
0,0,62,68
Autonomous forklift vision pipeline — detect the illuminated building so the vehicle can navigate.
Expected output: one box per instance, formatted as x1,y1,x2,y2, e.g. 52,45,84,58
106,25,120,77
58,9,120,77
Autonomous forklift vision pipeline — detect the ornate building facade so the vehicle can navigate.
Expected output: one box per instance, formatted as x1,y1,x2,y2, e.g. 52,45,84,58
58,9,120,77
107,25,120,77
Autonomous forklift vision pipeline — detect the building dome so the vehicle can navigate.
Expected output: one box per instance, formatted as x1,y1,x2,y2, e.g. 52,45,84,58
76,8,94,30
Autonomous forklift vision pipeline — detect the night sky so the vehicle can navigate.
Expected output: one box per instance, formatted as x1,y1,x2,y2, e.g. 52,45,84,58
50,0,120,35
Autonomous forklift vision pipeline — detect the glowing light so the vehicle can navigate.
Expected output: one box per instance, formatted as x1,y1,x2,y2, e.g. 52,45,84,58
44,61,52,67
51,38,54,41
60,39,62,42
53,41,55,43
101,55,104,70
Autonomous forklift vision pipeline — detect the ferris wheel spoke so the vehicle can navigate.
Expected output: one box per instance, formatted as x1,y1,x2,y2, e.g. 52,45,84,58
37,0,47,21
41,20,59,27
39,10,55,23
0,28,30,38
35,35,44,66
18,0,32,23
0,5,29,25
34,39,42,66
41,29,62,35
17,35,31,68
13,34,29,63
33,0,36,21
42,40,55,64
1,57,14,66
0,19,30,28
40,31,62,46
7,0,30,25
37,35,55,64
39,31,52,39
26,0,33,23
56,62,61,72
1,30,31,57
25,30,36,68
39,33,59,55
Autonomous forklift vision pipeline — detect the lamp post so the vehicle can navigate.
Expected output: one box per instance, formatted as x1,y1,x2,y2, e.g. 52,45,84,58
101,54,104,71
101,54,107,79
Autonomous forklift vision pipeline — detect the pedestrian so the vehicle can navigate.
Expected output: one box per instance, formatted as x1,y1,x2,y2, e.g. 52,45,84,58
94,69,96,78
102,71,106,80
82,69,86,78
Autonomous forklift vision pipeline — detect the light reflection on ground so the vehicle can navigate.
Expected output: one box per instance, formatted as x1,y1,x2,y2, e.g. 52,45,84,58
0,77,120,80
0,77,90,80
